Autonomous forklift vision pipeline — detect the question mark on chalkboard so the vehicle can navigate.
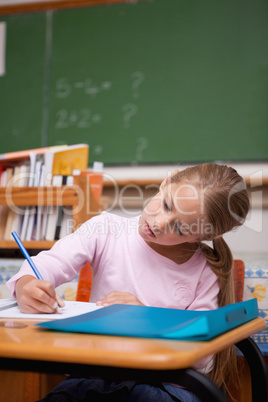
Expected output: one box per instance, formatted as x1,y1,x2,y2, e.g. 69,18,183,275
131,72,145,98
136,137,148,161
122,104,138,128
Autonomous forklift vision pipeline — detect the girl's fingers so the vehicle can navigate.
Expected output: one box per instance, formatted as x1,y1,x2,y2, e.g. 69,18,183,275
56,294,65,307
21,280,60,313
33,285,58,309
20,297,58,314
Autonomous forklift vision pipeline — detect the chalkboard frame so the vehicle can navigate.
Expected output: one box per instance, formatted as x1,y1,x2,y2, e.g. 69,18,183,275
0,0,128,16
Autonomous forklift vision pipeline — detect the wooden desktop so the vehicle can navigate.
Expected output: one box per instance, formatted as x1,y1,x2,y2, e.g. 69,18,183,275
0,316,266,402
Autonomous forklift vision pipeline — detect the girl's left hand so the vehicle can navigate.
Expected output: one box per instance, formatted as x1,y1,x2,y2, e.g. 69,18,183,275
96,291,144,307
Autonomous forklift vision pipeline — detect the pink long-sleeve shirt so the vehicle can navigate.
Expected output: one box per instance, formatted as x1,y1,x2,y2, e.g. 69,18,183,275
7,212,219,311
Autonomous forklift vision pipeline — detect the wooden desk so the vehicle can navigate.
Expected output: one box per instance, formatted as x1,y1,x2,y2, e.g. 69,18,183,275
0,317,267,402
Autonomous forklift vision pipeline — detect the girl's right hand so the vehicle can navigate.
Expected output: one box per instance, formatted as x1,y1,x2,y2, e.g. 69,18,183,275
15,275,65,314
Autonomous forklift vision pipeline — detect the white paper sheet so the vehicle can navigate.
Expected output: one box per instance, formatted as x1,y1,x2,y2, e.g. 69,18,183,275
0,298,102,320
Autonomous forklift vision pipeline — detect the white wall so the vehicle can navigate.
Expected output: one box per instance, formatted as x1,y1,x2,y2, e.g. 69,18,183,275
224,209,267,253
103,162,268,183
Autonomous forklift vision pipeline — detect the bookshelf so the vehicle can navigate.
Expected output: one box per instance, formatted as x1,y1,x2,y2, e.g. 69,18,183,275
0,174,101,250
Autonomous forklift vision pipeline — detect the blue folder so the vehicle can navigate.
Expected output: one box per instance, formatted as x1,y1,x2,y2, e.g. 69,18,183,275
37,298,259,341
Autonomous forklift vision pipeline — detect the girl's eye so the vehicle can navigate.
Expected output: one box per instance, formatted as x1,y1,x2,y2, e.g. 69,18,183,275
163,200,171,211
175,224,183,236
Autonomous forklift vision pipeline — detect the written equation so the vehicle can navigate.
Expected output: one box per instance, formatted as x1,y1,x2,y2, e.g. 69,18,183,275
52,72,148,162
54,73,144,129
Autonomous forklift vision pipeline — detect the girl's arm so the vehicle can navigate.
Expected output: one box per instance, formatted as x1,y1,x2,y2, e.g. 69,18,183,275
187,264,220,311
7,221,96,299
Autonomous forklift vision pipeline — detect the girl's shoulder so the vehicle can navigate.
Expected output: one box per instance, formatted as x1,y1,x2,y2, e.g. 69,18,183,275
78,212,128,228
88,212,139,224
77,212,140,238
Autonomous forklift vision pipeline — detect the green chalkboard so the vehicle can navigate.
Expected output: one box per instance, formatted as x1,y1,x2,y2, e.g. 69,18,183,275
0,12,46,150
0,0,268,164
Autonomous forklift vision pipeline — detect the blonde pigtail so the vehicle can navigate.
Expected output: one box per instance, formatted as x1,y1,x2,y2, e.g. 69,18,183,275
200,238,240,397
203,237,234,306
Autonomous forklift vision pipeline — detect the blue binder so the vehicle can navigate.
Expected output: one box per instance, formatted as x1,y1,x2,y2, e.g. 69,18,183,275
37,298,259,341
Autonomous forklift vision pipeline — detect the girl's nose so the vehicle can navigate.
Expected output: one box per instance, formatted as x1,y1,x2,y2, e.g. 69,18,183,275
153,216,169,233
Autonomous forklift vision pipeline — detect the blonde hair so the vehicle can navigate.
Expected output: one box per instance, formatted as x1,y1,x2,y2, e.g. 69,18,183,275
171,163,250,397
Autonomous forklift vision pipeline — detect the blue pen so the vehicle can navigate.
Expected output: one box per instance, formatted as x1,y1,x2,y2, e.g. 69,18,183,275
11,231,62,313
12,231,43,280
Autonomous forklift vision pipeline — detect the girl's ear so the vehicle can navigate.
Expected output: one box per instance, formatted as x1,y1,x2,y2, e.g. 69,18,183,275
161,169,179,187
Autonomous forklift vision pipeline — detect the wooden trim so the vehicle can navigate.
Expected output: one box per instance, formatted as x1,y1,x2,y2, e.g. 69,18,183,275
103,179,162,188
0,240,55,249
72,174,101,230
245,177,268,186
0,0,135,16
0,177,266,198
0,186,79,206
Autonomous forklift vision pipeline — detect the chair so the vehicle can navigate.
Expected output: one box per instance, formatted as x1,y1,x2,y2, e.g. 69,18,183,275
76,262,92,302
233,259,245,303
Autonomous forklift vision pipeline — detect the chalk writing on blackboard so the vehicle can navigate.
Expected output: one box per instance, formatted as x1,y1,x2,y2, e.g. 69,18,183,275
122,103,138,129
53,73,145,130
55,77,112,98
131,71,145,98
93,145,104,156
121,71,145,127
55,109,102,129
135,137,149,161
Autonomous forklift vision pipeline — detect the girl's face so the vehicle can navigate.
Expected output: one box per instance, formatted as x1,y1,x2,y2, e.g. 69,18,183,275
139,181,207,247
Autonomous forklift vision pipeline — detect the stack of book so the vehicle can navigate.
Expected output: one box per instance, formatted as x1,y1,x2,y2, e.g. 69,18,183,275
0,144,89,242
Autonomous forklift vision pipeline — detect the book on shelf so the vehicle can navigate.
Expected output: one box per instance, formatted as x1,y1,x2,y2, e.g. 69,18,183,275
0,167,13,239
11,165,29,236
44,175,64,241
0,145,67,164
20,152,37,240
4,165,29,240
44,175,73,241
35,163,46,241
56,175,74,240
0,167,13,187
44,143,89,185
42,144,89,240
25,158,44,241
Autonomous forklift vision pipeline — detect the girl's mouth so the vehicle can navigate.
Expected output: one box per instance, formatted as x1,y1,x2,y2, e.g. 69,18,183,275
144,221,156,238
